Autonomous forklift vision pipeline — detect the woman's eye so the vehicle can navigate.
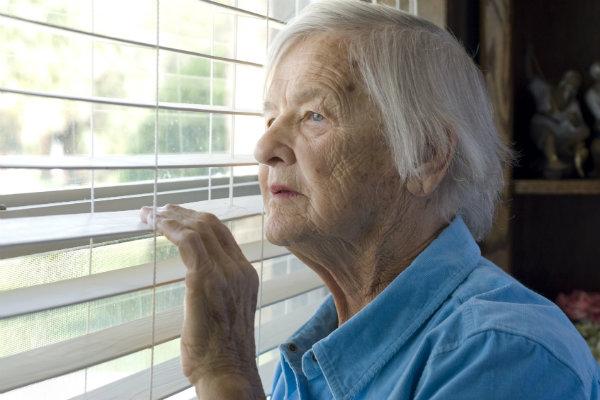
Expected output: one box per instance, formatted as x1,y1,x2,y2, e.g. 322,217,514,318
308,112,325,123
266,118,275,128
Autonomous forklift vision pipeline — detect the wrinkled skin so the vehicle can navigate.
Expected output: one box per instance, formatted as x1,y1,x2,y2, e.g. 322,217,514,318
140,33,454,399
139,205,264,399
255,33,453,323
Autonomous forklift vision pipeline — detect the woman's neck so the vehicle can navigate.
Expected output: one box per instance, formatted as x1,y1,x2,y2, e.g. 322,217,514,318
288,209,448,326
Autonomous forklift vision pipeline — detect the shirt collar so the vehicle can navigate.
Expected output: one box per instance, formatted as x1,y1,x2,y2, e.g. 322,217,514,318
283,215,481,399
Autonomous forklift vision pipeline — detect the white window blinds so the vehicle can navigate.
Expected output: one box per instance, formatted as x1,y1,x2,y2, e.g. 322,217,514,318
0,0,441,398
0,1,326,399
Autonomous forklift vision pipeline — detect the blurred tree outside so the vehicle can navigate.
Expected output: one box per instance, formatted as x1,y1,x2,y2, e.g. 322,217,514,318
0,0,250,190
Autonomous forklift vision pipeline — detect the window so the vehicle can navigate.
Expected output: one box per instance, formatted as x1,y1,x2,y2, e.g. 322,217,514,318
0,1,442,398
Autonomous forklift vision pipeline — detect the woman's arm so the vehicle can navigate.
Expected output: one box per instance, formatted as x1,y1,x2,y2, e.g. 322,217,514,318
194,373,265,400
140,204,266,400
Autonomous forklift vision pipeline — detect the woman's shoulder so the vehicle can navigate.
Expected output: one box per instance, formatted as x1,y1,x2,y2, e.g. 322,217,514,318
442,257,599,385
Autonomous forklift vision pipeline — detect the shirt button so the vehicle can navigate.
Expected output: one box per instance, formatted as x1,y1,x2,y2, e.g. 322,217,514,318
288,343,298,352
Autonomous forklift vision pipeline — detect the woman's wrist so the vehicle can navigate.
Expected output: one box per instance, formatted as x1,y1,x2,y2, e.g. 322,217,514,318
193,369,266,400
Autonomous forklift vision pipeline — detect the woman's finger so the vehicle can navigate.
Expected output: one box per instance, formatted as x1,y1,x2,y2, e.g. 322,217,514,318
155,218,212,270
191,213,251,266
155,213,238,277
206,217,253,267
154,205,247,266
139,205,153,224
161,207,236,254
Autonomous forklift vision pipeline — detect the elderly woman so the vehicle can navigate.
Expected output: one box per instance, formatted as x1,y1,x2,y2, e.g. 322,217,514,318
140,0,599,399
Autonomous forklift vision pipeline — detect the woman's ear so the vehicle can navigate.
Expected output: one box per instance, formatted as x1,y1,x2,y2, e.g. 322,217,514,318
407,130,458,197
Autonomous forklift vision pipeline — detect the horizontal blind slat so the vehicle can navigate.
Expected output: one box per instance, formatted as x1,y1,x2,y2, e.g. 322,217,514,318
0,176,256,207
0,12,265,68
0,242,317,318
0,154,258,170
0,195,263,258
1,182,259,219
69,354,280,399
0,87,263,115
66,303,307,400
0,292,322,393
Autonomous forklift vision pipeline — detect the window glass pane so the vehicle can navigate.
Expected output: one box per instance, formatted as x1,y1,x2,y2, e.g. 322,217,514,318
235,115,263,155
213,60,235,107
159,52,237,108
236,15,267,64
214,11,235,59
94,40,156,102
93,104,155,156
233,164,259,179
160,0,212,54
93,0,157,44
0,0,91,31
158,110,209,154
296,0,313,15
0,93,90,156
158,110,232,154
159,51,211,105
269,0,295,22
93,168,155,186
235,65,264,110
237,0,267,15
268,20,285,44
0,19,92,96
157,167,211,181
211,114,233,153
160,0,251,61
0,20,157,102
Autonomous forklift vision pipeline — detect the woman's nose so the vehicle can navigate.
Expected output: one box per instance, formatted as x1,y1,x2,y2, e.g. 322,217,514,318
253,127,296,167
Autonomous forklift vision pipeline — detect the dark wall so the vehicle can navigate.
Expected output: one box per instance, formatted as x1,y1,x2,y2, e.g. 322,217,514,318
512,195,600,300
446,0,480,65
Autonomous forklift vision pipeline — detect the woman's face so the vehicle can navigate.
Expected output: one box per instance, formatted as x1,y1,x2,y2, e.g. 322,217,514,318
254,34,402,247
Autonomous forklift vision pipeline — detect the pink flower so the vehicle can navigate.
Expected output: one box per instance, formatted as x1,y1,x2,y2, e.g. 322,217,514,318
557,290,600,323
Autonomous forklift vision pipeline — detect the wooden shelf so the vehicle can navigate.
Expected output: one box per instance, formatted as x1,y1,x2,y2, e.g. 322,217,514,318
513,179,600,195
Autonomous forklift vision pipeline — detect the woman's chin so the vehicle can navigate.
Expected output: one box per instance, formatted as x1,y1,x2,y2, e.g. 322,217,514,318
265,227,292,246
265,220,301,246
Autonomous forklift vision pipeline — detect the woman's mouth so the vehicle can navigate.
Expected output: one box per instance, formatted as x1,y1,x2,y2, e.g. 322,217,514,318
272,190,300,199
269,184,300,199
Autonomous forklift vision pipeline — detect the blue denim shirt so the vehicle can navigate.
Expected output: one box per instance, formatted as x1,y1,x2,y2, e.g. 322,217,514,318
271,216,600,399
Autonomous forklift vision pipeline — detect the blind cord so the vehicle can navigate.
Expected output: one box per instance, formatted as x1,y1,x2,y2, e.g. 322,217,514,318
149,0,160,397
256,0,270,364
85,0,96,393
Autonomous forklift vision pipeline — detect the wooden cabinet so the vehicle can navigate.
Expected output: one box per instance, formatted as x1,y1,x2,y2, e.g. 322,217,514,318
479,0,600,300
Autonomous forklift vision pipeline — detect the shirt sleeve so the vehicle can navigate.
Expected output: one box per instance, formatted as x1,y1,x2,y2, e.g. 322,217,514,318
413,329,593,400
270,359,285,399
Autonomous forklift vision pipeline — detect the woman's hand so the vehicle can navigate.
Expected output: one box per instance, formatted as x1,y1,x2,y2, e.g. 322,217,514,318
139,204,265,399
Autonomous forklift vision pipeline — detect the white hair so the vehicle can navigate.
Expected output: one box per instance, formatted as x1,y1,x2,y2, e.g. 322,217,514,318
265,0,514,241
